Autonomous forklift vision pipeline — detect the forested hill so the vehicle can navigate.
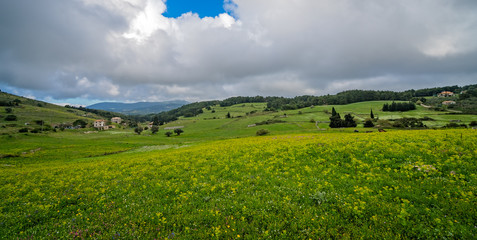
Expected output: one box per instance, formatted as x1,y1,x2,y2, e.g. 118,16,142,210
153,84,477,124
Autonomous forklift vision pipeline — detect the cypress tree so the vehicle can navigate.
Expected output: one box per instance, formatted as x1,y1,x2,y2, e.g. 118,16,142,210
370,109,374,119
331,107,337,116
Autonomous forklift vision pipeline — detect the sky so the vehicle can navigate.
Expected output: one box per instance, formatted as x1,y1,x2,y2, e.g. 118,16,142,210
0,0,476,106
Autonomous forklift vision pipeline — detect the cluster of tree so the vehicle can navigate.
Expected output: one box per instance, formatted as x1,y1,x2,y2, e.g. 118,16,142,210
165,128,184,137
459,86,477,100
329,107,357,128
382,102,416,112
0,99,21,106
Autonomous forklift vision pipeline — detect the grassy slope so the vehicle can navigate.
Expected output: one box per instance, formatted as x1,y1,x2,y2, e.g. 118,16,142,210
0,92,104,134
0,130,475,238
0,96,476,238
163,101,476,138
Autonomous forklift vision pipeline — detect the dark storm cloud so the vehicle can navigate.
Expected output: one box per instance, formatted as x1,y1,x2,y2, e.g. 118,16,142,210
0,0,476,103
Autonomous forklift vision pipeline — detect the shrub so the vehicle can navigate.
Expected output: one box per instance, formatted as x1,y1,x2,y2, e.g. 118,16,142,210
165,131,173,137
255,119,285,125
363,119,374,128
5,115,17,121
470,121,477,127
5,108,13,113
73,119,87,128
392,118,425,128
444,123,460,128
134,127,144,135
18,128,29,133
151,126,159,134
256,129,269,136
174,128,184,136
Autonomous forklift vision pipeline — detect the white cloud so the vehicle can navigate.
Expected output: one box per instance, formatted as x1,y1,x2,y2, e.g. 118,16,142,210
0,0,476,103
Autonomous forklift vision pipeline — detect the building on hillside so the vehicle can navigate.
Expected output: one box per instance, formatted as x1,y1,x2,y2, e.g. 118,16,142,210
438,91,454,97
111,117,122,124
442,101,456,105
94,120,107,130
147,122,154,129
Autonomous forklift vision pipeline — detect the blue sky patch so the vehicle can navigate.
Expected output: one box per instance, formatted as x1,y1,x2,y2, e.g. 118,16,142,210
163,0,226,18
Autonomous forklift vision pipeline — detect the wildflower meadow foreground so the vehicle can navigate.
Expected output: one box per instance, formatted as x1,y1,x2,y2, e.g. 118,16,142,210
1,129,476,239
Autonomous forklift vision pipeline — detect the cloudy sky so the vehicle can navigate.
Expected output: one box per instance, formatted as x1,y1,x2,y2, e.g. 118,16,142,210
1,0,476,105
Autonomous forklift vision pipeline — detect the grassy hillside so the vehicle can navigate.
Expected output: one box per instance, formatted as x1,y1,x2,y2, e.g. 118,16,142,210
155,101,476,139
0,93,476,238
0,92,112,134
1,130,475,238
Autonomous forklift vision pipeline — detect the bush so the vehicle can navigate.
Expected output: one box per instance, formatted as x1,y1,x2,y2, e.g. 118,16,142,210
5,108,13,113
174,128,184,136
18,128,29,133
363,119,374,128
165,131,173,137
5,115,17,121
151,126,159,134
256,129,269,136
392,118,425,128
73,119,87,128
134,127,144,135
255,119,285,125
470,121,477,127
444,123,460,128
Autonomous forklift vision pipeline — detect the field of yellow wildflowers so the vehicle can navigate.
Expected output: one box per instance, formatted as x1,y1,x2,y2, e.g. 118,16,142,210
0,129,476,239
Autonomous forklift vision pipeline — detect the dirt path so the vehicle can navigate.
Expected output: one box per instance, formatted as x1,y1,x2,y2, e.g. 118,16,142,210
420,103,432,108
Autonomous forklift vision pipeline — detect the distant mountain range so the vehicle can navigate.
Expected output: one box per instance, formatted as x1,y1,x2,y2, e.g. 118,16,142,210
87,100,189,115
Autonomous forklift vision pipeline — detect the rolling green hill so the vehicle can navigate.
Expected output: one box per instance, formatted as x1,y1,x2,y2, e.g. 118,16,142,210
0,91,476,238
156,101,476,139
0,92,113,134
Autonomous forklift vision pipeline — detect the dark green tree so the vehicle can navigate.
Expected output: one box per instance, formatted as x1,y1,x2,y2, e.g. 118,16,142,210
174,128,184,136
364,119,374,128
134,127,143,135
152,116,160,126
329,112,343,128
370,109,374,119
344,114,357,127
5,115,17,121
226,112,231,118
151,126,159,134
73,119,87,128
331,107,337,116
165,131,172,137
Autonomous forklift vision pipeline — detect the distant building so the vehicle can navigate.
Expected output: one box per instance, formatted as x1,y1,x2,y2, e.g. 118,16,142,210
111,117,122,124
94,120,107,130
438,91,454,97
442,101,456,105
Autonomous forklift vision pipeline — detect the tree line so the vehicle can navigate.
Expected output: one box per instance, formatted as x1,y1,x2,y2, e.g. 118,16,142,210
382,102,416,112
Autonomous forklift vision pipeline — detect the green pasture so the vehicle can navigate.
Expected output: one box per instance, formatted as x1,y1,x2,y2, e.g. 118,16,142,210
1,129,476,239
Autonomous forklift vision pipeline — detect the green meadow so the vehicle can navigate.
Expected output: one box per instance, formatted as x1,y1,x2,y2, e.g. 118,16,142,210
1,129,476,239
1,95,477,239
